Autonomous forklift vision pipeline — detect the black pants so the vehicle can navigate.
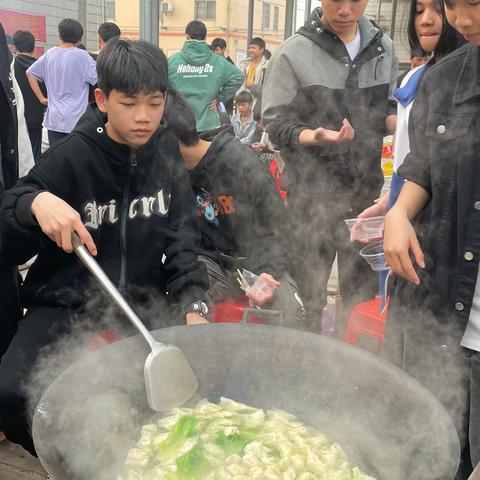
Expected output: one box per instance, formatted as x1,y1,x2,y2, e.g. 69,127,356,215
27,126,42,163
0,306,75,455
287,188,378,330
47,130,68,147
383,299,480,479
0,264,22,359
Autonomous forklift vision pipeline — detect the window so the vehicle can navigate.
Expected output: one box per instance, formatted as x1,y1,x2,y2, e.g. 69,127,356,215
273,6,279,31
195,0,216,21
105,0,115,21
262,2,271,30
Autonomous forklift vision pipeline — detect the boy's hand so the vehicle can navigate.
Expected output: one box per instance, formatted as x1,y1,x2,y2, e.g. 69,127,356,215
299,119,355,146
40,97,48,106
384,206,425,285
186,312,209,325
251,142,264,151
246,273,280,306
31,192,97,255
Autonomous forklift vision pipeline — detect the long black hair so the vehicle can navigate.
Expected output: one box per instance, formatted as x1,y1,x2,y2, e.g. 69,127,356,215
407,0,465,58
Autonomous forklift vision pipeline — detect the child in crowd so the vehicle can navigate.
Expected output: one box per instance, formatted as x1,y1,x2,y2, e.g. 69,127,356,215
0,38,208,455
251,112,275,155
231,91,256,146
383,0,480,476
165,89,306,328
26,18,97,146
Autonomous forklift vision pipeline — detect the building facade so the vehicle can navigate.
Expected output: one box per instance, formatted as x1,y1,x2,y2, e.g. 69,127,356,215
116,0,287,64
0,0,115,53
1,0,410,66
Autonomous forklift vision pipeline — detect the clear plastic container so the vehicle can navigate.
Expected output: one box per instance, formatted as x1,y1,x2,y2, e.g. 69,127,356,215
241,269,276,299
344,216,385,242
359,240,389,271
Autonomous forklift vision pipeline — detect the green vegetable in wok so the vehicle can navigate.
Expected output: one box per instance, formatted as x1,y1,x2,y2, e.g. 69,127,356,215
122,398,376,480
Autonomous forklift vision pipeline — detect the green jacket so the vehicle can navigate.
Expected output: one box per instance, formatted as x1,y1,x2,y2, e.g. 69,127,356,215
168,40,244,132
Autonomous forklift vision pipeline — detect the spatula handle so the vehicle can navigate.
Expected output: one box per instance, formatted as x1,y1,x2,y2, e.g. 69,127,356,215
72,233,159,350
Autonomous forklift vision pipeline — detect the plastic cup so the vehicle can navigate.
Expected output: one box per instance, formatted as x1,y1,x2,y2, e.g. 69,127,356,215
359,240,389,271
241,269,276,299
344,216,385,242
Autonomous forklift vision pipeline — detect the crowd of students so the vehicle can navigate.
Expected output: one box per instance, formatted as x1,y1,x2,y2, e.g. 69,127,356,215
1,0,480,477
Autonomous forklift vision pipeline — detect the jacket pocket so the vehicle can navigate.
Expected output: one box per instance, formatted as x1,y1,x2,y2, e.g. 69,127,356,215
425,112,474,141
424,112,474,185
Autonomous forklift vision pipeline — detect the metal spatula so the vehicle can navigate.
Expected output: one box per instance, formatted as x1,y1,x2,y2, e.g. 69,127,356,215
72,233,199,412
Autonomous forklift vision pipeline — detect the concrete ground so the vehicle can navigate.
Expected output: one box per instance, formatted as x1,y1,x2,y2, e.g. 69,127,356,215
0,433,45,479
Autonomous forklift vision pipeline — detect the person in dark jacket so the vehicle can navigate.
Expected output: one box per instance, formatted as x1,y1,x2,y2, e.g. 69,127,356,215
210,37,235,116
0,24,23,359
13,30,46,162
164,90,306,328
0,38,209,455
383,29,480,478
262,4,398,325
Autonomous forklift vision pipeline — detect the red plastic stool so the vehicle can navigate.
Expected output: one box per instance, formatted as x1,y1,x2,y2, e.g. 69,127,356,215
343,297,389,354
211,297,266,324
211,297,250,323
76,329,123,361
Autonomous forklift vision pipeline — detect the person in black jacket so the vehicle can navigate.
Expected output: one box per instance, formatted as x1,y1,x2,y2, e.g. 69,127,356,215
0,38,209,455
211,37,235,116
164,90,306,328
0,24,23,359
13,30,46,162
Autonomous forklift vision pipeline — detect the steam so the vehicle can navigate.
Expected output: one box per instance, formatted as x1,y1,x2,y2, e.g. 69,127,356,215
25,287,178,480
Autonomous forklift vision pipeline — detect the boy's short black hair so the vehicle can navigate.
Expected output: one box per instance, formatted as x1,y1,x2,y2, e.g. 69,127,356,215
235,91,253,104
407,0,465,58
97,38,169,97
185,20,207,40
164,89,200,147
250,37,266,50
13,30,35,53
211,37,226,50
58,18,84,44
98,22,121,43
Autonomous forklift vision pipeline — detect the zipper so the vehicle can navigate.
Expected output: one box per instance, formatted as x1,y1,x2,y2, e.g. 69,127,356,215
118,151,137,291
374,55,384,80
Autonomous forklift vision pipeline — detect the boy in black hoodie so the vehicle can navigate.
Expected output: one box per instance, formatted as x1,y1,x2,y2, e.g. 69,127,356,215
164,90,306,327
0,38,209,455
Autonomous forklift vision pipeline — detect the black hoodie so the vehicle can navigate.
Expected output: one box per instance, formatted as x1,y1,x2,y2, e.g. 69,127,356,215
188,129,294,279
0,105,208,311
14,53,46,128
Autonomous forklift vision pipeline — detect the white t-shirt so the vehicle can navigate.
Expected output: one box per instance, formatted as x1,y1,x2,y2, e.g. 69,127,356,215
461,268,480,352
344,29,361,60
393,66,424,173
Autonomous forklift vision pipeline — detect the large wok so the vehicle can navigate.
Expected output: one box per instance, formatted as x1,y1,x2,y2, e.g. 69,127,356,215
32,324,460,479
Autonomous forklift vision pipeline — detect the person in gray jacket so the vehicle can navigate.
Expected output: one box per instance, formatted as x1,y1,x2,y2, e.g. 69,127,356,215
262,2,398,328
